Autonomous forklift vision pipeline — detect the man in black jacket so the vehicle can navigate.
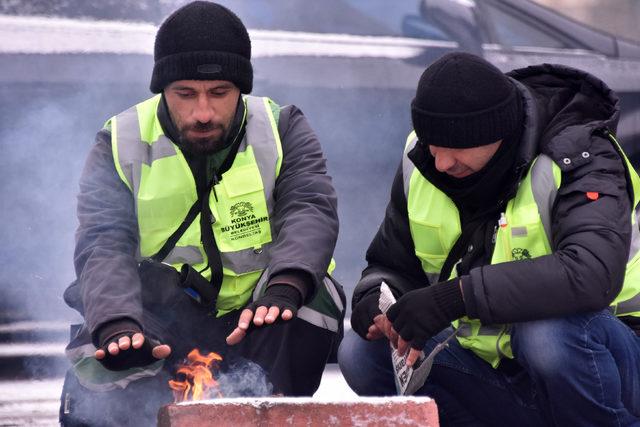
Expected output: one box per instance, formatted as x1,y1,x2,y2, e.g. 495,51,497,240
339,52,640,426
60,2,344,426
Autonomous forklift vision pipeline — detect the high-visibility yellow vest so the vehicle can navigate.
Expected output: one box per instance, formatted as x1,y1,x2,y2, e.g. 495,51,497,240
402,131,640,367
111,94,341,325
111,94,283,315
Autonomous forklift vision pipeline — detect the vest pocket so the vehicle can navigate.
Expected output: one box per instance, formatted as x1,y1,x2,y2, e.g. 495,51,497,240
213,165,272,253
222,164,263,196
409,219,452,273
138,192,197,257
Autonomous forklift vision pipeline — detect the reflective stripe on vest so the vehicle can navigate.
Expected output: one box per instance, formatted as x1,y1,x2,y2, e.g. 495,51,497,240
604,132,640,317
112,95,282,315
403,133,640,367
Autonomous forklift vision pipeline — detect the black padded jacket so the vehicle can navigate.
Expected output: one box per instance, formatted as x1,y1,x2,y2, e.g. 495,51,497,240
352,64,636,333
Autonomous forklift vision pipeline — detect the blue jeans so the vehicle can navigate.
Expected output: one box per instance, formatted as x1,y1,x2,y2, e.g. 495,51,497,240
338,310,640,426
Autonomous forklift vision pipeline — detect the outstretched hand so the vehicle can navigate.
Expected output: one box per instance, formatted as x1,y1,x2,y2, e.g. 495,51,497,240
95,333,171,371
226,305,295,345
226,284,301,345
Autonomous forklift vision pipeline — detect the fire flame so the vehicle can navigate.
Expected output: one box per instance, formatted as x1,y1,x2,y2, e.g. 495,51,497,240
168,349,223,402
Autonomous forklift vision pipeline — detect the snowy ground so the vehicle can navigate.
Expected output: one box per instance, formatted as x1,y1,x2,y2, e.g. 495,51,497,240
0,378,62,426
0,365,355,426
315,364,358,399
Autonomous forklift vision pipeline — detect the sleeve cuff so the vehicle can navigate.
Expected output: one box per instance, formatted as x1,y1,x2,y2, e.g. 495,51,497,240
434,278,467,320
268,269,312,302
459,274,478,319
93,318,142,348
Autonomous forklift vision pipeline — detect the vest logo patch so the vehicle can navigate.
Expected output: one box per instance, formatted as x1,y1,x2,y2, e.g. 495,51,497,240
221,201,269,241
230,201,253,218
511,248,532,260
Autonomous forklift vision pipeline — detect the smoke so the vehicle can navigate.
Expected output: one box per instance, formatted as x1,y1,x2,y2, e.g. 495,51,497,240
0,77,152,323
0,59,153,384
1,89,79,321
217,359,274,397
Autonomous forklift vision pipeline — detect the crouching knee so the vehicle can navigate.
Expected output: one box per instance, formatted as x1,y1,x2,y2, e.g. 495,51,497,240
337,329,396,396
510,316,586,378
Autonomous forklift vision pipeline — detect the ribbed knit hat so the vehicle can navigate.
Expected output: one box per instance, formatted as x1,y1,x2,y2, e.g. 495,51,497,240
411,52,522,148
150,1,252,94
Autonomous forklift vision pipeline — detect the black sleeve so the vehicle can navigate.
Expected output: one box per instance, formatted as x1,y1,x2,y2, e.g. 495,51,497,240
352,163,430,309
464,135,632,323
267,105,339,299
74,129,144,337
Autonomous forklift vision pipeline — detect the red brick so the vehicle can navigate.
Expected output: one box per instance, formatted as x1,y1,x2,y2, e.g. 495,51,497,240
158,396,439,426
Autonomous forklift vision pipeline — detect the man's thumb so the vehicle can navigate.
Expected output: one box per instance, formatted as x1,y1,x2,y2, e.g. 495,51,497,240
152,344,172,359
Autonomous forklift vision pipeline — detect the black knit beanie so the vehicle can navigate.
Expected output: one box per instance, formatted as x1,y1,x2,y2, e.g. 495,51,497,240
150,1,252,94
411,52,521,148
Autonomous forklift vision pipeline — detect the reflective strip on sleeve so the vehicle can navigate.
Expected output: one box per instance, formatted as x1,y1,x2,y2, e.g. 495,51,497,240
530,154,560,243
65,337,163,392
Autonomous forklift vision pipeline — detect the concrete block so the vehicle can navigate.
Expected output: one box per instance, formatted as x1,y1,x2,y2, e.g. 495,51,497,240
158,396,439,426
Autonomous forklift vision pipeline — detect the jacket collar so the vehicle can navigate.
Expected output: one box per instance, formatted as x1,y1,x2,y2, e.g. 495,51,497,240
508,64,620,168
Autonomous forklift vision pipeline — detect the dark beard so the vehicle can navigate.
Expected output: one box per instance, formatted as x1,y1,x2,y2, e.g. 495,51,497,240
178,121,228,156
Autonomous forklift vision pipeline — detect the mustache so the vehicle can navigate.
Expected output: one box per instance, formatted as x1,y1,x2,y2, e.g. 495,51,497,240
186,121,222,133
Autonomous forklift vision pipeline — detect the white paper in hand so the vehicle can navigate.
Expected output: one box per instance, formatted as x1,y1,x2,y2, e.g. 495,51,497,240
378,282,458,395
378,282,418,395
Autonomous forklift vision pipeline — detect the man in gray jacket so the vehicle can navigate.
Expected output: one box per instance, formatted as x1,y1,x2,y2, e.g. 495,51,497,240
60,2,344,425
339,53,640,425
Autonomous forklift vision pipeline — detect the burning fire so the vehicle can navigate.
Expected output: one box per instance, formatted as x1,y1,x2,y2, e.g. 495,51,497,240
168,349,223,402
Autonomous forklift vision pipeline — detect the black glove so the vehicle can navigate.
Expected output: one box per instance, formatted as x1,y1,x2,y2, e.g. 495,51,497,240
97,333,164,371
247,283,303,317
386,278,466,351
94,319,163,371
350,292,382,339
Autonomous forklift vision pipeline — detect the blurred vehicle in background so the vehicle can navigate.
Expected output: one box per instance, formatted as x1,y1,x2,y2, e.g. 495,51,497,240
0,0,639,380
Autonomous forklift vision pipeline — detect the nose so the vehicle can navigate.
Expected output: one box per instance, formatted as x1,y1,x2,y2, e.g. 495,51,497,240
192,94,214,123
432,148,455,172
